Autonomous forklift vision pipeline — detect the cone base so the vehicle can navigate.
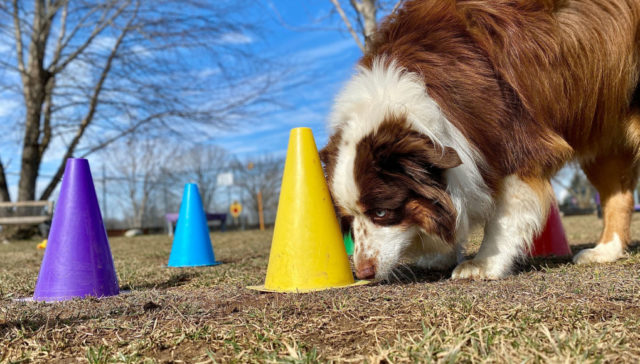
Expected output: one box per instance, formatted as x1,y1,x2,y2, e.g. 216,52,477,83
247,279,370,293
167,261,222,268
22,291,123,303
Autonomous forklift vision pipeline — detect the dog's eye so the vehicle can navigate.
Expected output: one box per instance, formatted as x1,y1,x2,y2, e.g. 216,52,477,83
374,209,387,218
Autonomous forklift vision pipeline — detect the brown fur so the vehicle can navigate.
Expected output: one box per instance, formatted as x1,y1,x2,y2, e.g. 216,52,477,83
322,0,640,260
353,117,462,243
360,0,640,191
582,153,639,247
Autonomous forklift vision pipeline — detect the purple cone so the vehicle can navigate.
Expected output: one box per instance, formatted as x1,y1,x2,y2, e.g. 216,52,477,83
33,158,119,302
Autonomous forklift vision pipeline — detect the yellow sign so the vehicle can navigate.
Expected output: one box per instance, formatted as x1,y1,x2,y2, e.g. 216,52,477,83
230,201,242,218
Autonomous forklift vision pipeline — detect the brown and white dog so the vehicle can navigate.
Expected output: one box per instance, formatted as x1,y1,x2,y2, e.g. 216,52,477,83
320,0,640,280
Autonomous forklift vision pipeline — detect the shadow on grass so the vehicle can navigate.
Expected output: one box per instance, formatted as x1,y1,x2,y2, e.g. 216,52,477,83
568,240,640,255
374,265,452,286
377,241,640,284
518,240,640,274
121,270,199,291
0,311,100,335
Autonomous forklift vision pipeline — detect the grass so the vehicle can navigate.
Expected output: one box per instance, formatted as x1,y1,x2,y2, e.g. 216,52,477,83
1,214,640,363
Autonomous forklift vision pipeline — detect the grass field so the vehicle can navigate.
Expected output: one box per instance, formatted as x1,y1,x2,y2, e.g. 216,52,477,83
1,214,640,363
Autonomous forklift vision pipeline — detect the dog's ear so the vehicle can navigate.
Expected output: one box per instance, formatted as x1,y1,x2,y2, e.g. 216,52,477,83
318,146,330,165
319,133,342,180
373,130,462,182
396,139,462,180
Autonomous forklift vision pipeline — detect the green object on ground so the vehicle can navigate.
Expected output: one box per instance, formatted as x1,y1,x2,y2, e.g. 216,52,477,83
343,231,354,256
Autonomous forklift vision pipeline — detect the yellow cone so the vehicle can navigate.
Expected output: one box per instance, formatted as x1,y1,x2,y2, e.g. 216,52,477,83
37,239,47,250
248,128,368,292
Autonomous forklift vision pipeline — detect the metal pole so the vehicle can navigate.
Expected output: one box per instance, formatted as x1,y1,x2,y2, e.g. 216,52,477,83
102,164,107,221
258,190,265,231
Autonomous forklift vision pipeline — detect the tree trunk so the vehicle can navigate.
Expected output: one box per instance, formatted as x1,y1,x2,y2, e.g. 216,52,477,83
18,109,44,201
0,159,10,202
17,0,51,202
359,0,377,52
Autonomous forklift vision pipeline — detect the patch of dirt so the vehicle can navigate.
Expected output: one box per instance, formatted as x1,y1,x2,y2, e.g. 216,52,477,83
1,217,640,362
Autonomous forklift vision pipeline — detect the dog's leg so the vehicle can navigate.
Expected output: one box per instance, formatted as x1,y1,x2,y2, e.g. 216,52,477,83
574,153,638,264
451,175,551,279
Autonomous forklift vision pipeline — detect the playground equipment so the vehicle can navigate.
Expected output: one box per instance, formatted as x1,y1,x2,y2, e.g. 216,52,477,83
33,158,119,302
165,212,226,236
530,204,571,257
167,183,221,267
248,127,367,292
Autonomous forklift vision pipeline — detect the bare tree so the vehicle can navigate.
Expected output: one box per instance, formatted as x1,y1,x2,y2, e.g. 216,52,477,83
0,0,278,204
107,137,176,229
328,0,402,52
174,145,229,211
554,165,597,209
231,156,284,225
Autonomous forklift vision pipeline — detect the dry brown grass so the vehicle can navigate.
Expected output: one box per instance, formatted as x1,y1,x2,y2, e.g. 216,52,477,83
1,214,640,363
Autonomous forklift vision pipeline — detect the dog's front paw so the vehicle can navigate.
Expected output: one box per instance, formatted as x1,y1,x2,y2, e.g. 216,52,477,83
573,246,625,265
573,236,626,265
451,259,504,280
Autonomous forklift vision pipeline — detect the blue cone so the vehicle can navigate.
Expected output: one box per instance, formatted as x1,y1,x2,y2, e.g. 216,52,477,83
168,184,220,267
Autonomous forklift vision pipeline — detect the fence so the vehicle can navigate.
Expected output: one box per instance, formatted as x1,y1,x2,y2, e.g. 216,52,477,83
1,158,284,233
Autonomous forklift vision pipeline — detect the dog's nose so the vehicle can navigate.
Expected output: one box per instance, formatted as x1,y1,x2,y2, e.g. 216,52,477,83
356,262,376,279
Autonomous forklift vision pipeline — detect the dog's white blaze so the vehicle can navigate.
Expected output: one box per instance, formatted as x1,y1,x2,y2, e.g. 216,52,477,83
353,215,417,279
452,175,546,279
573,233,625,264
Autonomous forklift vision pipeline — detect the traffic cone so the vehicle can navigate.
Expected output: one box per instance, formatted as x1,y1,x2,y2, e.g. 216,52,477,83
168,183,220,267
248,127,367,292
33,158,119,302
344,232,354,256
529,204,571,257
36,239,47,250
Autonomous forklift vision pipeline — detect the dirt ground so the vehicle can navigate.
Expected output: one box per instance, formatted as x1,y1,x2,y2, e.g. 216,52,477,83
1,214,640,363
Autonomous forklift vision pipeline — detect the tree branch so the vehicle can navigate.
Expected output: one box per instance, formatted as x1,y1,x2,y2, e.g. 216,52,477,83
391,0,404,14
49,1,130,74
40,4,137,200
39,77,55,158
49,0,68,71
12,0,27,86
350,0,376,52
76,111,177,158
328,0,365,52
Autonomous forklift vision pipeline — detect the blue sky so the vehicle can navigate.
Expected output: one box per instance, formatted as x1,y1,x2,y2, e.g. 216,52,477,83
0,1,573,206
210,2,363,160
0,1,365,200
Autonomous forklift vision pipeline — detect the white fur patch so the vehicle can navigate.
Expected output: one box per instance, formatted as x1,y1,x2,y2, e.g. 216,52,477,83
352,215,417,279
452,175,546,279
573,233,625,264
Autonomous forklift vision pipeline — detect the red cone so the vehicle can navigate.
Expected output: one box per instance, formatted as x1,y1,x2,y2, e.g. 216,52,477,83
529,204,571,257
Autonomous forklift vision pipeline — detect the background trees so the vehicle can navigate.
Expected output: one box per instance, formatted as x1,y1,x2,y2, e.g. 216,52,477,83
328,0,403,52
0,0,277,203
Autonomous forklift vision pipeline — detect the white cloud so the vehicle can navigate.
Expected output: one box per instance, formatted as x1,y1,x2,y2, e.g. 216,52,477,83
0,99,20,118
198,67,221,78
218,32,253,45
130,44,152,58
92,36,117,52
0,42,12,54
293,38,357,62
